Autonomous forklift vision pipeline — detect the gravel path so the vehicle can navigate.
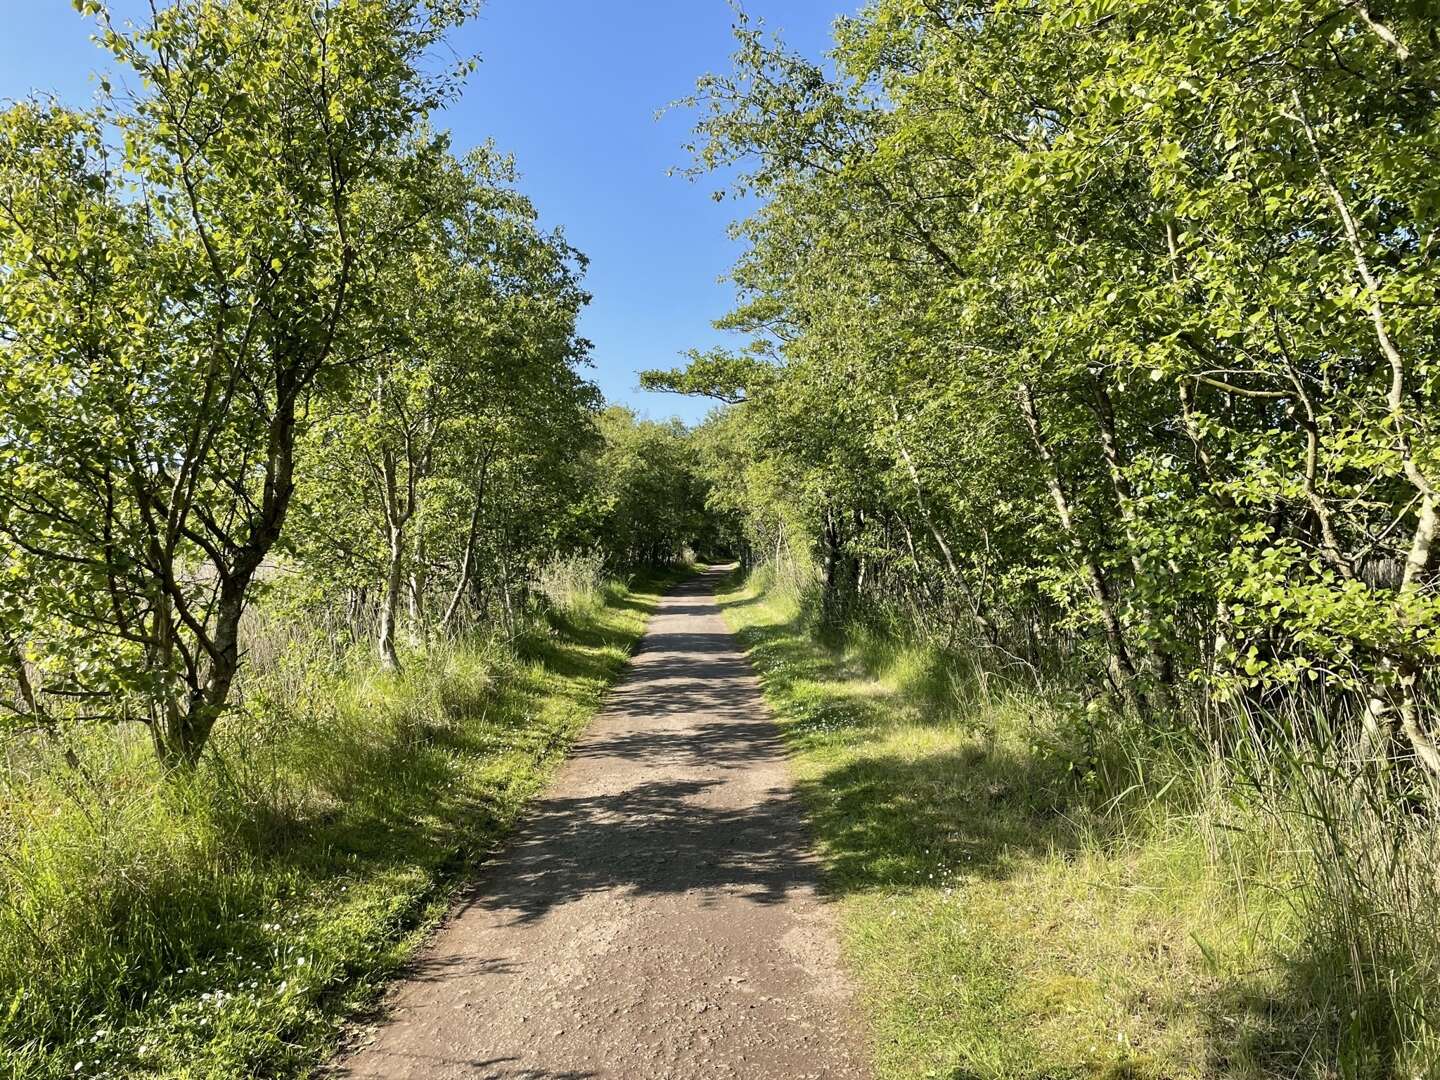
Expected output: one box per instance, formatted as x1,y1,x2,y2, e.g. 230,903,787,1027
335,568,868,1080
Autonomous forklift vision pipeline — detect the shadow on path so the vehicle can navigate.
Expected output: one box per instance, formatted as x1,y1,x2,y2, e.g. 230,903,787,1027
334,566,868,1080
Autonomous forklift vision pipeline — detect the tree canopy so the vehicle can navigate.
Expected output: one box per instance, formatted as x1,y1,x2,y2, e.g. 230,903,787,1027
654,0,1440,773
0,0,716,766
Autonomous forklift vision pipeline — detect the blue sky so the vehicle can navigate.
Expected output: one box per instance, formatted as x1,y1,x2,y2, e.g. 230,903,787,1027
0,1,849,424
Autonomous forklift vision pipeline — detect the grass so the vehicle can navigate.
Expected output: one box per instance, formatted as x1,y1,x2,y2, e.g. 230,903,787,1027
718,569,1439,1080
0,567,687,1079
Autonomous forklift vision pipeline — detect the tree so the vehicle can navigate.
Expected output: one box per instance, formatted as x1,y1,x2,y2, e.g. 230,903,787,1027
0,0,475,765
577,408,713,568
672,0,1440,769
289,146,596,661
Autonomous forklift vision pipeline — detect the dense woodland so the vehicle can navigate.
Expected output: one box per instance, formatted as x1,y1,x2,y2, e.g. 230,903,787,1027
651,0,1440,1073
1,0,1438,1077
661,0,1440,763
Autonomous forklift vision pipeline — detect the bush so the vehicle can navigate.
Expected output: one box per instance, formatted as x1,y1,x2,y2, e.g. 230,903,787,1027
535,550,608,618
723,569,1440,1079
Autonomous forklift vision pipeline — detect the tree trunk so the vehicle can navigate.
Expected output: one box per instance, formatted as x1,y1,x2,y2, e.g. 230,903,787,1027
409,532,427,639
442,489,485,632
1089,378,1176,690
441,450,492,632
1017,381,1147,718
154,578,243,768
1295,91,1440,775
889,397,996,642
378,525,404,671
498,544,516,639
820,508,843,625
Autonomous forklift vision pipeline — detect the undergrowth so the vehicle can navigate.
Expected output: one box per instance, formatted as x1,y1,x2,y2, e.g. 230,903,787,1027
719,567,1439,1080
0,568,685,1079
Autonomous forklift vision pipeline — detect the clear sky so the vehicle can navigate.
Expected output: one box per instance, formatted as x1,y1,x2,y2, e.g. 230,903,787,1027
0,1,848,424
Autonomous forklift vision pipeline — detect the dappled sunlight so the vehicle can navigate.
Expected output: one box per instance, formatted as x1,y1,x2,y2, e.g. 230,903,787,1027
0,574,675,1077
719,573,1329,1080
2,0,1437,1074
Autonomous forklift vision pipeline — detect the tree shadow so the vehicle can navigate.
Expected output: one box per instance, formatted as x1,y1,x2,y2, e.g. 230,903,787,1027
154,606,663,1064
449,579,833,921
523,617,633,667
1198,941,1421,1080
797,743,1086,894
450,736,1094,934
333,1049,599,1078
445,575,1085,928
727,587,1440,1080
454,778,824,926
713,586,767,611
470,1063,599,1080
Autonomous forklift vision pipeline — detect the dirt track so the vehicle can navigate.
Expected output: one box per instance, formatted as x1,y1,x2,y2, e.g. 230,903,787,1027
335,568,868,1080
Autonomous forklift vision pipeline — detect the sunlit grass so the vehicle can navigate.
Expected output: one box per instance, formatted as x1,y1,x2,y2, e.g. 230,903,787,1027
716,570,1429,1080
0,569,685,1079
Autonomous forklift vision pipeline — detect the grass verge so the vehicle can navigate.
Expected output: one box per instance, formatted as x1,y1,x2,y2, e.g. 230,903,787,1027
0,568,685,1079
719,570,1436,1080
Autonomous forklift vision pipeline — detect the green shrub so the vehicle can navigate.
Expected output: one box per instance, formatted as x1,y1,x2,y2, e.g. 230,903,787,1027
721,571,1440,1080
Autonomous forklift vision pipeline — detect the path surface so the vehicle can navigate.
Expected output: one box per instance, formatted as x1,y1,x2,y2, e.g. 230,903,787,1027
336,568,868,1080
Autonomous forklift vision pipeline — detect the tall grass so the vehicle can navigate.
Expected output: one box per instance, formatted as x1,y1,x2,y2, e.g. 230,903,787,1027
1236,722,1440,1075
721,567,1440,1079
0,563,671,1078
535,549,609,619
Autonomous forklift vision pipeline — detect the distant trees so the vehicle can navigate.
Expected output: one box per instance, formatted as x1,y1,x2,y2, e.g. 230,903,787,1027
660,1,1440,772
578,407,728,569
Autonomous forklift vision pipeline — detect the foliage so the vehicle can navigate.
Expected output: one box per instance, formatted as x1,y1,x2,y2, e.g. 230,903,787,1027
721,570,1439,1080
0,1,707,764
0,0,476,764
285,143,596,664
668,0,1440,766
660,4,1440,1073
0,7,721,1070
0,565,677,1078
572,406,733,568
